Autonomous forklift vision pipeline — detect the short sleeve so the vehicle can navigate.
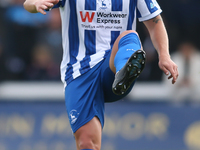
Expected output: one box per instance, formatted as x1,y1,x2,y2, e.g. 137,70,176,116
137,0,162,22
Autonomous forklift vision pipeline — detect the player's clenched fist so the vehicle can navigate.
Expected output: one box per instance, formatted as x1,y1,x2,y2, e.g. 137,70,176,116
24,0,59,15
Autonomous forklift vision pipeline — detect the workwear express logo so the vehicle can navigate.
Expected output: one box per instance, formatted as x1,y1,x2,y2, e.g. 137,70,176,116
80,11,95,23
80,11,127,24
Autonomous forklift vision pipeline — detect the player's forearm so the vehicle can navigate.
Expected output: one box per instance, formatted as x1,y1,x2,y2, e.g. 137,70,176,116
23,0,38,13
144,15,170,59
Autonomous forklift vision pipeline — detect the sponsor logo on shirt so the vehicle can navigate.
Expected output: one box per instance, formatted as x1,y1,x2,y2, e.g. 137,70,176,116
80,11,127,24
80,12,95,23
79,0,128,30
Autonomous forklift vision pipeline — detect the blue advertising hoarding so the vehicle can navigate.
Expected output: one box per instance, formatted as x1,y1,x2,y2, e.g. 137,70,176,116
0,100,200,150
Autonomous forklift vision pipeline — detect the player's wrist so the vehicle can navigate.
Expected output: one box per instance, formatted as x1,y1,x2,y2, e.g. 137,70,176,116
33,1,40,13
23,0,38,13
158,53,170,60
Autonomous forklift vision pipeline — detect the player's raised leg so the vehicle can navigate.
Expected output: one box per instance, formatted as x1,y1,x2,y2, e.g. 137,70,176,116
74,117,102,150
109,30,146,95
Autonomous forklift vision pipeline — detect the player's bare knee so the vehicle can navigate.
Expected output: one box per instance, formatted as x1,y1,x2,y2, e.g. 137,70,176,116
78,139,95,150
78,137,101,150
93,143,101,150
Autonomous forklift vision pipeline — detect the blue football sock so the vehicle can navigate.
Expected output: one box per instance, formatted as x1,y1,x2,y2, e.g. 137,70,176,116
114,32,141,73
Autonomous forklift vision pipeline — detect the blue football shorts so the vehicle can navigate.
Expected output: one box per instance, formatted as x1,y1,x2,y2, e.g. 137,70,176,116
64,50,136,133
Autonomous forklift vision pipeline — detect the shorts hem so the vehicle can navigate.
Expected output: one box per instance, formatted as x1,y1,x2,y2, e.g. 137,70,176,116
72,113,102,133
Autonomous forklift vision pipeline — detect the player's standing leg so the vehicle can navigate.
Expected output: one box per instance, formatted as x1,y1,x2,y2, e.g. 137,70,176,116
64,61,105,150
74,117,102,150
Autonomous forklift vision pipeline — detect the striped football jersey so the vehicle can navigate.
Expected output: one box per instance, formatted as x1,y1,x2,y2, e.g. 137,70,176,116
53,0,162,85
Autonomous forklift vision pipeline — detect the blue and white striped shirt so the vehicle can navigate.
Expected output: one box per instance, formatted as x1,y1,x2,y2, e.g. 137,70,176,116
54,0,162,85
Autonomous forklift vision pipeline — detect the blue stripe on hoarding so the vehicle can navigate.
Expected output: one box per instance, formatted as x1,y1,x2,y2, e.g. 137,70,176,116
80,30,96,75
65,0,79,83
111,0,122,11
144,0,158,13
127,0,137,30
85,0,96,10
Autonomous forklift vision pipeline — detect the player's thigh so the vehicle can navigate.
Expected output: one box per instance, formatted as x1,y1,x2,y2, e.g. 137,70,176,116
64,61,105,149
109,30,139,73
65,61,105,133
74,117,102,150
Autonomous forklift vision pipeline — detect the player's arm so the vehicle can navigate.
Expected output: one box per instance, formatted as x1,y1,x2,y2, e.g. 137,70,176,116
23,0,59,15
143,15,178,84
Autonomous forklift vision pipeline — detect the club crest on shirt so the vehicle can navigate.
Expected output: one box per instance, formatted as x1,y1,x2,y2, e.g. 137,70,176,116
69,109,79,124
97,0,110,11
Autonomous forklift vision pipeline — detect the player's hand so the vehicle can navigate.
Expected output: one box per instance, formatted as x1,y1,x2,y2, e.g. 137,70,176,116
34,0,59,15
158,54,179,84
